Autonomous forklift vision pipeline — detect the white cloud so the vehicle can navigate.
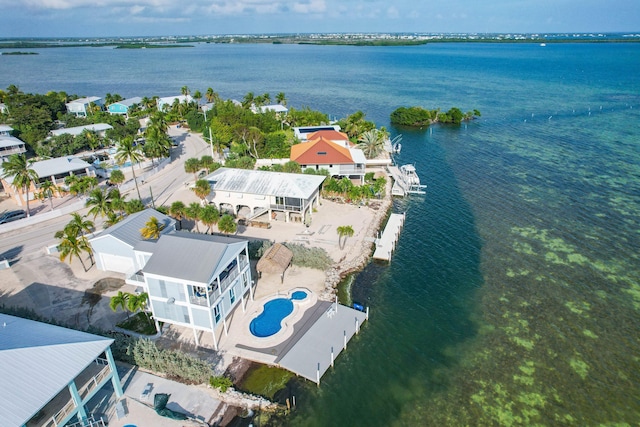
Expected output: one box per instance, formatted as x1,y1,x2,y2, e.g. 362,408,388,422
387,6,399,19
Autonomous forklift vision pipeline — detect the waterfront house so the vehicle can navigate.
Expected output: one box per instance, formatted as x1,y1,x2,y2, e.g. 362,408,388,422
291,132,366,184
204,167,325,224
0,155,96,206
129,231,253,350
0,128,27,160
107,97,143,116
0,124,13,136
157,95,193,112
252,104,289,115
293,125,341,142
0,313,123,427
66,97,103,117
89,208,176,275
0,103,7,114
50,123,113,138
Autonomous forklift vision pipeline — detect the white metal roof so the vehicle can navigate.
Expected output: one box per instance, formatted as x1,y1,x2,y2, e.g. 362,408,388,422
66,96,102,106
206,168,326,200
109,97,142,108
142,232,247,284
0,314,113,427
0,124,14,133
257,104,288,113
50,123,113,137
29,156,93,179
90,208,175,249
0,135,25,149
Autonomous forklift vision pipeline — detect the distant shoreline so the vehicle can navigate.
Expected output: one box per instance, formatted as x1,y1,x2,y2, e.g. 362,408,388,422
1,33,639,50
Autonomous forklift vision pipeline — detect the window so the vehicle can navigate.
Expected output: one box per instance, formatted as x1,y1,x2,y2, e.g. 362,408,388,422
230,288,236,304
317,151,327,155
214,304,221,323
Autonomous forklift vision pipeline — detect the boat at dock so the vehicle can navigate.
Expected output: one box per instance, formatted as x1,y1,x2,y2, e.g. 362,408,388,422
387,164,427,196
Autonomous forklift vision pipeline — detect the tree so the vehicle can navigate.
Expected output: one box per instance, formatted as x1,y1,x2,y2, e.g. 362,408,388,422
56,226,93,272
357,129,386,159
199,204,220,234
85,187,115,219
169,200,186,230
109,169,125,187
276,92,287,106
65,212,95,237
127,292,152,326
185,202,202,232
192,179,211,202
39,180,58,210
109,291,131,319
337,225,355,250
184,157,201,180
140,216,165,240
1,154,38,217
181,85,190,97
217,214,237,235
125,198,145,214
115,136,144,200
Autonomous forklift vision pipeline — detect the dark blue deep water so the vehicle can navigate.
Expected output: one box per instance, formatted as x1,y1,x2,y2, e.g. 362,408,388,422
2,42,639,425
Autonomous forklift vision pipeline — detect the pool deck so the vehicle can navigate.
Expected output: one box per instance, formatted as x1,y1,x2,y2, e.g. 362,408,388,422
217,287,368,385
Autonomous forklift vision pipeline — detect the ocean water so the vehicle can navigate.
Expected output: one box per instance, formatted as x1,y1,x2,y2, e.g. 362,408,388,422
2,42,639,425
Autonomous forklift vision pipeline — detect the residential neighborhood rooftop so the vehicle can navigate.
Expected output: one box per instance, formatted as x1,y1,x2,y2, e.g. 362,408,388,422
206,167,326,199
92,208,175,248
50,123,113,137
0,313,114,427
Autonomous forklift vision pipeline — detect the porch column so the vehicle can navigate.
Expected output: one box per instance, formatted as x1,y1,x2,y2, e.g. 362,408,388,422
193,327,200,346
105,348,124,398
68,380,88,422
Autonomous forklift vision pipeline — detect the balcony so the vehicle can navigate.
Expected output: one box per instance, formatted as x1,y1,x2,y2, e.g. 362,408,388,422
126,271,145,286
26,360,112,427
270,203,302,212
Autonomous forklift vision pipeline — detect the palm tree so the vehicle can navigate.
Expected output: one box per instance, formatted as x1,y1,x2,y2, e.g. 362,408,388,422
109,291,131,319
115,136,144,200
357,129,386,159
169,200,186,230
109,169,125,188
185,202,202,232
242,92,254,109
276,92,287,106
85,187,114,219
184,157,201,180
140,216,165,240
199,204,220,234
193,90,202,106
337,225,355,250
1,154,38,217
181,85,190,97
56,227,92,272
192,179,211,202
217,214,237,235
125,198,145,214
39,180,58,210
65,212,95,237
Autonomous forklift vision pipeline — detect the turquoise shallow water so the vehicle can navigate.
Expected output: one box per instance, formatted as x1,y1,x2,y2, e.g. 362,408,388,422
2,41,639,425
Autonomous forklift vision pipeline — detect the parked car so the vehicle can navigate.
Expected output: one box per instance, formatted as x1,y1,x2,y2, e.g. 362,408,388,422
0,209,26,224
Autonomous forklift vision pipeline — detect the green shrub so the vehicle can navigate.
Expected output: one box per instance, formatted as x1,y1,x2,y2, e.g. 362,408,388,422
284,243,333,270
210,375,234,392
248,240,273,260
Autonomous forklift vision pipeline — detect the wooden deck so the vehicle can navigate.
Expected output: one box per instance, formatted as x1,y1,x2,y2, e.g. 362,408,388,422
372,213,405,262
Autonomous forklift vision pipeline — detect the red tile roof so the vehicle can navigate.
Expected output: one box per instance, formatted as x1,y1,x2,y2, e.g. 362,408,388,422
307,130,353,146
290,137,354,165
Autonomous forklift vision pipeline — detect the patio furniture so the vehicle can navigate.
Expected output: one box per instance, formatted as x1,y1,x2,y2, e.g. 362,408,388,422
140,383,153,400
115,399,127,419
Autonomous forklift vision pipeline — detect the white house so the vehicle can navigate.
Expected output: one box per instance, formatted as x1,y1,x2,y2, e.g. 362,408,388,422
157,95,193,112
205,168,326,224
50,123,113,138
0,313,123,427
0,124,13,136
0,135,27,160
290,130,366,184
89,209,176,275
131,231,253,349
66,97,103,117
252,104,289,115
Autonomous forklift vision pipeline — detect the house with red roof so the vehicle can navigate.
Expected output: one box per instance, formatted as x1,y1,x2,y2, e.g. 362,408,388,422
290,130,366,184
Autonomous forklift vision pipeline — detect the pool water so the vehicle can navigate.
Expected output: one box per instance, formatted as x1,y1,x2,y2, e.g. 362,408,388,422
249,291,309,338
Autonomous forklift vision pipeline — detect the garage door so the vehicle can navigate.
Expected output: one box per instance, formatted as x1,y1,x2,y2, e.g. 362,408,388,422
100,254,135,274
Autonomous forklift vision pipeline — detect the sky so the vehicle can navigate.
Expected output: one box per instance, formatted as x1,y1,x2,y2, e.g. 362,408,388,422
1,0,639,38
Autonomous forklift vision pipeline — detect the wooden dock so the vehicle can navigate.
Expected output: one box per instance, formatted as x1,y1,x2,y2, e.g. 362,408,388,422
372,213,405,261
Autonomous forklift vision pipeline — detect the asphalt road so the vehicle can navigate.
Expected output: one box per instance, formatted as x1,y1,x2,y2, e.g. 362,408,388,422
0,126,210,261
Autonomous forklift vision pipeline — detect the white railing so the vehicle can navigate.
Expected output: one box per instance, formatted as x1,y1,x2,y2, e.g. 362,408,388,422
77,364,110,400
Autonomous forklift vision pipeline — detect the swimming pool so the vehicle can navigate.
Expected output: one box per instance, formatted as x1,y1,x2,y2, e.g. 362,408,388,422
249,290,309,338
